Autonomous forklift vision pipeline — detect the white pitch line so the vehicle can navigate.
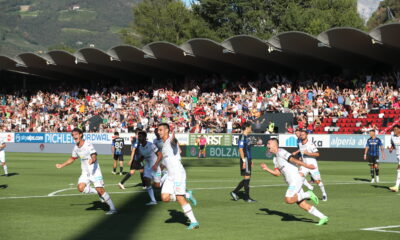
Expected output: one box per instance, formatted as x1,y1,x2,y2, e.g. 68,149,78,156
361,225,400,234
0,181,393,200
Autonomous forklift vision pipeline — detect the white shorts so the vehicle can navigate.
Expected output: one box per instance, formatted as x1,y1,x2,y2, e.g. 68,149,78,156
161,173,186,195
299,166,321,181
78,171,104,188
285,178,304,198
0,151,5,163
144,166,162,183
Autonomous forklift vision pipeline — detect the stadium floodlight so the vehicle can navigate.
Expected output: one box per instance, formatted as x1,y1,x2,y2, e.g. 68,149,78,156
109,56,120,62
143,54,156,59
222,49,235,54
317,42,330,48
183,51,195,57
371,38,383,45
267,45,281,54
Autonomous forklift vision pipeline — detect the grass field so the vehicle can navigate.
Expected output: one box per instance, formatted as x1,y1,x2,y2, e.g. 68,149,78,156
1,153,399,240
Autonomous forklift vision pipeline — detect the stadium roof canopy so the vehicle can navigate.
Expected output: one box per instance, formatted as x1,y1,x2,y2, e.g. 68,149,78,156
1,23,400,81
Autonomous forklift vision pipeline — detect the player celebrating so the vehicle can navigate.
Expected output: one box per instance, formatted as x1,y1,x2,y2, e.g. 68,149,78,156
55,128,117,215
111,132,125,175
0,138,8,176
137,131,162,205
261,138,329,226
389,125,400,192
155,123,199,230
231,123,255,202
294,130,328,201
293,128,314,190
197,135,207,158
364,129,385,183
118,129,145,189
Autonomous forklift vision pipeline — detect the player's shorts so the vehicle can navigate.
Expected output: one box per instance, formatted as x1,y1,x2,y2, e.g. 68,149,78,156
130,160,144,170
397,155,400,164
78,172,104,188
161,173,186,195
0,151,5,163
299,166,321,181
199,145,205,151
113,154,124,161
144,165,162,183
285,178,304,198
240,158,252,176
367,155,379,165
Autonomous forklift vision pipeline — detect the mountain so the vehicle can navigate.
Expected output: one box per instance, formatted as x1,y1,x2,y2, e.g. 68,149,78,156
0,0,139,57
357,0,383,23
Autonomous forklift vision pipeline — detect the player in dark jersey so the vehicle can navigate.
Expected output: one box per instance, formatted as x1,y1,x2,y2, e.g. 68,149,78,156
364,129,385,183
112,132,125,175
230,122,255,202
118,129,145,189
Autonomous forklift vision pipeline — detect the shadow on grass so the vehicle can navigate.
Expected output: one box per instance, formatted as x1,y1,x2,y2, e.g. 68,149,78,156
3,172,18,177
165,209,189,226
258,208,316,223
353,178,370,182
0,184,8,189
371,185,390,190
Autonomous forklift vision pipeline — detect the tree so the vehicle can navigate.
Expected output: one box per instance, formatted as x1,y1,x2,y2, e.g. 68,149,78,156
120,0,216,46
367,0,400,30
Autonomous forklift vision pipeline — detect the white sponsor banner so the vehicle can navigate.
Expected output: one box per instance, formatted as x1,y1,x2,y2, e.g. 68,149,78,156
279,134,331,148
120,133,189,145
0,132,14,143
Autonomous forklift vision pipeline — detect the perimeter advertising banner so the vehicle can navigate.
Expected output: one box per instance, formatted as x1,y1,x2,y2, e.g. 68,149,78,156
189,134,232,146
0,132,14,143
278,134,330,148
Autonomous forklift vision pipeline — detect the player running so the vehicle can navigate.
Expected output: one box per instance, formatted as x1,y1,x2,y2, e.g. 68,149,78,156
389,125,400,192
197,135,207,158
55,128,117,215
118,129,145,189
155,123,199,230
231,123,256,202
137,131,162,205
294,130,328,201
364,129,385,183
261,138,329,226
0,137,8,176
111,132,125,175
293,128,314,190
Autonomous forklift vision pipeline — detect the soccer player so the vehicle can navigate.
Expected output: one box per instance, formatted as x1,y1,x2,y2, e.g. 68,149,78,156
0,138,8,176
294,130,328,201
55,128,117,215
389,125,400,192
364,129,385,183
197,135,207,158
118,129,145,189
293,128,314,190
260,138,329,226
111,132,125,175
137,131,162,205
155,123,199,230
230,122,256,202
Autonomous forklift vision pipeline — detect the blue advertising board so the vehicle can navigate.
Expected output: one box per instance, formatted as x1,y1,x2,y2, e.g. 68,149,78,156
329,134,386,149
15,133,45,143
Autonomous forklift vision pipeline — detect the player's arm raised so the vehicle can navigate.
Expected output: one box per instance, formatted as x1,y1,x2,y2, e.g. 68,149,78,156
288,156,315,170
56,157,77,169
260,163,281,176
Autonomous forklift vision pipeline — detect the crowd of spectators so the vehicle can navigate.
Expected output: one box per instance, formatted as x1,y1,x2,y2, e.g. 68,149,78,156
0,72,399,134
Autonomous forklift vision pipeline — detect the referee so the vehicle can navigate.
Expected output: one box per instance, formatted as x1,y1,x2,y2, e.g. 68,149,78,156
364,129,385,183
230,122,255,202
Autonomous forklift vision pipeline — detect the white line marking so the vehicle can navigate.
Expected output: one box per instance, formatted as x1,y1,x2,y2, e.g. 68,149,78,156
0,181,393,200
361,225,400,234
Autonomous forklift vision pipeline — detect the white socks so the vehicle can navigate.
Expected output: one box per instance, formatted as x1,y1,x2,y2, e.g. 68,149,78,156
308,206,326,219
170,194,176,202
101,192,116,211
83,185,97,194
318,182,327,197
182,203,197,223
185,192,190,199
303,180,314,190
3,165,7,175
146,186,156,202
395,170,400,188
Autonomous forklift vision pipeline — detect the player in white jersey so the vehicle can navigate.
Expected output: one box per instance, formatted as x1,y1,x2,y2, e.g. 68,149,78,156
260,138,329,226
154,123,199,230
137,131,162,205
0,138,8,176
55,128,117,215
293,130,328,201
152,128,168,185
389,125,400,192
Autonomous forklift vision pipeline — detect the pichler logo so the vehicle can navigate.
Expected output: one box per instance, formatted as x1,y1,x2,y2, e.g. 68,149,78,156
285,136,297,147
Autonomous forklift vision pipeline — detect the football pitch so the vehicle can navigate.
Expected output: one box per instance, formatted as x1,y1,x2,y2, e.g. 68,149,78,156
1,153,399,240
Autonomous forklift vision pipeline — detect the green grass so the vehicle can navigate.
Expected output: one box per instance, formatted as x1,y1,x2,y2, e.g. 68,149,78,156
1,153,400,240
61,28,95,34
58,9,97,22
